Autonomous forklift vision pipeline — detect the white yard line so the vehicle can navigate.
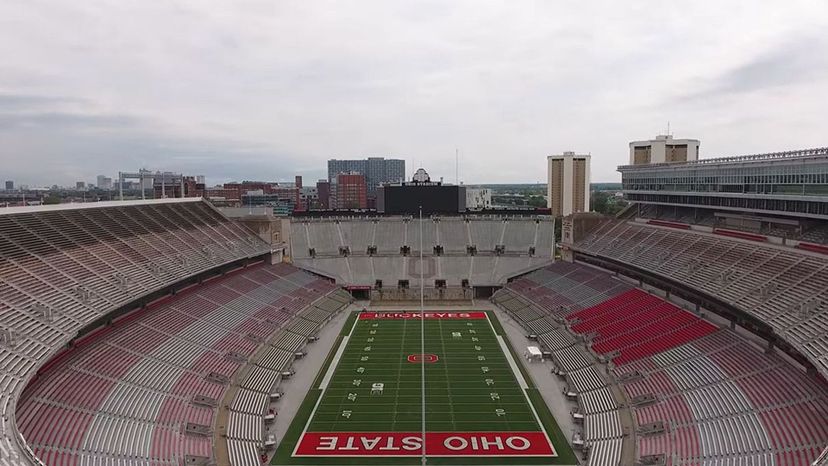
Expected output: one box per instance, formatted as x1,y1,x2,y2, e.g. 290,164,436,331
438,319,458,430
391,317,407,430
485,312,559,457
291,313,359,457
496,333,530,390
294,311,560,460
319,315,359,389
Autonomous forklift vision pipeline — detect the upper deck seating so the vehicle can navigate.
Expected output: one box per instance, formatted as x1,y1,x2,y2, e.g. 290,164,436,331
0,199,272,465
574,220,828,379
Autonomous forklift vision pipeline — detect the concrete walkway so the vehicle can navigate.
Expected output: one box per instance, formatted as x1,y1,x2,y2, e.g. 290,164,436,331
268,304,356,444
487,303,584,464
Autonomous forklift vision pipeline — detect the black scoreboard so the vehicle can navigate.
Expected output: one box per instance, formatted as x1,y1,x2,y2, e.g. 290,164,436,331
377,185,466,215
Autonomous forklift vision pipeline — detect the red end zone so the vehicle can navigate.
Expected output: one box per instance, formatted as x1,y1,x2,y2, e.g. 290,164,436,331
294,431,556,457
359,311,487,320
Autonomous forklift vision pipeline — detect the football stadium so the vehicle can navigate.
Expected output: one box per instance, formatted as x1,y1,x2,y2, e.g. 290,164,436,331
1,146,827,466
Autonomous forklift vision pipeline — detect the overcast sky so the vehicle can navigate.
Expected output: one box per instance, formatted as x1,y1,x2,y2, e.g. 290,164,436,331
1,0,827,187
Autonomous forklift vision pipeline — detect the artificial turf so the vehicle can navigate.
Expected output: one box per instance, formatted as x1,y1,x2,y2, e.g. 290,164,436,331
273,310,577,465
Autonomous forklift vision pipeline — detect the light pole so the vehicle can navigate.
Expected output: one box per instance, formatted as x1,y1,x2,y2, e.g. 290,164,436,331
419,205,426,466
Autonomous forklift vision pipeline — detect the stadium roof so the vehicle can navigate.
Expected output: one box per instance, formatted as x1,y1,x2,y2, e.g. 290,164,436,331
618,146,828,171
0,196,201,216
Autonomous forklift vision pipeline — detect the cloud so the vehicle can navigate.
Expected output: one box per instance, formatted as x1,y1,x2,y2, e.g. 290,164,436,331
0,0,827,186
0,94,83,110
0,111,138,130
680,36,828,101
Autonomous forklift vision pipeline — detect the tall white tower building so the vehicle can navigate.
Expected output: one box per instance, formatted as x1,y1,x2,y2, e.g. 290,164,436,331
629,134,700,165
547,152,591,217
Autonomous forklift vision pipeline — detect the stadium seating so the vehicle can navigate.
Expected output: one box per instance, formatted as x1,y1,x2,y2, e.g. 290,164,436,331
15,262,349,465
802,224,828,244
0,199,273,466
290,216,554,287
629,330,828,465
493,264,633,465
575,220,828,379
493,261,828,466
634,204,828,244
225,288,350,466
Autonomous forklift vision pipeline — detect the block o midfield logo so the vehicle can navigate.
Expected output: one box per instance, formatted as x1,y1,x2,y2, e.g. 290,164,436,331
407,353,439,363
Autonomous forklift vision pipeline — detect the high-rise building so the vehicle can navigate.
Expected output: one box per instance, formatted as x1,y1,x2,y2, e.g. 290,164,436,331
4,180,13,191
629,134,700,165
466,188,492,210
335,172,367,210
299,186,317,211
96,175,113,190
148,172,206,198
316,180,331,209
327,157,405,195
547,152,591,217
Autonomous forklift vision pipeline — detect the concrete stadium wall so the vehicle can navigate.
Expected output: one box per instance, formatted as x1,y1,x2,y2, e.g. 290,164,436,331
289,216,555,287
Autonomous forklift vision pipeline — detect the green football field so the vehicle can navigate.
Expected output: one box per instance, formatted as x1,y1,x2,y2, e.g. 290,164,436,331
274,310,577,465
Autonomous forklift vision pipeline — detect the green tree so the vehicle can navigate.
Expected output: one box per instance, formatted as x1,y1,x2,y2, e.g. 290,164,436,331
591,191,627,216
526,195,546,207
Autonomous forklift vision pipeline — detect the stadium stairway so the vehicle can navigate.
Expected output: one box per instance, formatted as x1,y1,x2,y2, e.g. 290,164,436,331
492,261,828,466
